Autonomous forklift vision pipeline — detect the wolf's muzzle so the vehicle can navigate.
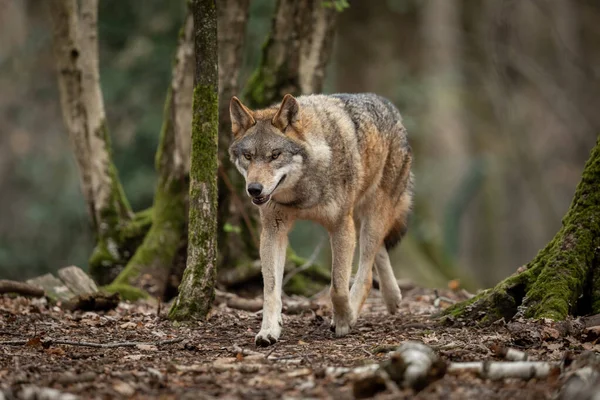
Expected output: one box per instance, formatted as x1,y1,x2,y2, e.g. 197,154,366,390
247,183,263,197
249,175,287,206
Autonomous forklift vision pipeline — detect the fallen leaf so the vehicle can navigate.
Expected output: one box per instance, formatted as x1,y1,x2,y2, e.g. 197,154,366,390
236,352,244,361
448,280,461,291
543,342,562,351
113,381,135,396
286,368,312,378
124,354,143,361
120,321,137,330
26,337,42,348
298,340,308,345
45,347,66,356
542,326,561,340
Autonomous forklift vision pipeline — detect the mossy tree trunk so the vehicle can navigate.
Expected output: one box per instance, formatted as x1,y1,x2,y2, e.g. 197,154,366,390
446,136,600,322
50,0,143,285
106,14,195,300
169,0,219,320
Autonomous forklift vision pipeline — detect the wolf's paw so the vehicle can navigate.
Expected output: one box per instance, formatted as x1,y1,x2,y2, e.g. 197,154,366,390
255,326,281,347
383,290,402,315
330,313,356,337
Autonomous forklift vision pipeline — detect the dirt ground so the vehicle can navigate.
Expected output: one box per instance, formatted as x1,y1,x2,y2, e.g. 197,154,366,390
0,286,596,399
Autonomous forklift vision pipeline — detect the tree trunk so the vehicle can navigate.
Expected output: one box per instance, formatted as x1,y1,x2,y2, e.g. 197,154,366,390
169,0,219,320
216,0,259,270
446,136,600,322
244,0,338,108
106,14,195,300
49,0,162,285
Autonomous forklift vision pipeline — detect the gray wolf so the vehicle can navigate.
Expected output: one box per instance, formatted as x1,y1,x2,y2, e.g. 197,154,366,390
228,93,413,346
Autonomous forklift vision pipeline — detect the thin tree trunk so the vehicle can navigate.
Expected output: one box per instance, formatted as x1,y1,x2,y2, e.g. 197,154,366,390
446,136,600,322
169,0,219,320
107,14,195,300
216,0,258,270
49,0,136,284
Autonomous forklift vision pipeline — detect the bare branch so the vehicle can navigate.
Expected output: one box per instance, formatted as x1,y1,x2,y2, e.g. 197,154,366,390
0,280,44,297
0,337,183,348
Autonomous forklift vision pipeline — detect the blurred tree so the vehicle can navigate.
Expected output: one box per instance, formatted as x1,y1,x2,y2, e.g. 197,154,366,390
447,136,600,321
244,0,338,108
49,0,141,285
169,0,218,320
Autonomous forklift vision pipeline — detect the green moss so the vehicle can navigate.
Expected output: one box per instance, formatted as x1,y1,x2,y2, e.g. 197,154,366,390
103,282,149,301
88,208,153,285
445,136,600,324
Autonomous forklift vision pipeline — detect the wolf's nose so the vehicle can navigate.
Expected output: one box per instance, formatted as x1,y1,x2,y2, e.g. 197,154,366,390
247,183,263,197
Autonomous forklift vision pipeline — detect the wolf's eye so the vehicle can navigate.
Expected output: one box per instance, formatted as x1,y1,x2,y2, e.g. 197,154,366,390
243,153,252,160
271,151,281,160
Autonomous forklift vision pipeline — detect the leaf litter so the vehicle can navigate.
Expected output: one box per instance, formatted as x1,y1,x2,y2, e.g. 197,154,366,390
0,287,598,399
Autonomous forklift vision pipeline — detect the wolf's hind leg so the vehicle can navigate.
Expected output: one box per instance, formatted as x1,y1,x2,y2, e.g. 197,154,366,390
350,218,383,317
329,216,356,337
374,247,402,314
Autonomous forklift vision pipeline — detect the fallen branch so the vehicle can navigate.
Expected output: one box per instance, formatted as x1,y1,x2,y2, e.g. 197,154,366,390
0,280,44,297
229,344,265,358
332,341,564,396
63,292,120,312
215,289,263,312
17,386,78,400
0,337,183,348
490,344,529,361
328,342,446,396
447,360,559,380
215,289,317,314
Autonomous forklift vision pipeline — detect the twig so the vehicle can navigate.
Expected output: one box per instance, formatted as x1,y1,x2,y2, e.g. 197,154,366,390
361,347,374,357
265,343,278,359
282,235,327,287
0,337,183,348
433,289,456,308
0,280,44,297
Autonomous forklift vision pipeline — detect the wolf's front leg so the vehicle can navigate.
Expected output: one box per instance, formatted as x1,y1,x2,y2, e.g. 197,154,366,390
329,216,356,337
255,212,291,347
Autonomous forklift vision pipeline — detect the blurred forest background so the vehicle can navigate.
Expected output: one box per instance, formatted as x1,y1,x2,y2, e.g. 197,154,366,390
1,0,598,289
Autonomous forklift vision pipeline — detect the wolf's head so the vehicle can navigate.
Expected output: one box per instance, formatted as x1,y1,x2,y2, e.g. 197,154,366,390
228,94,307,206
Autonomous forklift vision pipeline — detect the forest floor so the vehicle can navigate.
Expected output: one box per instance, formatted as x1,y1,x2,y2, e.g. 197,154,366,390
0,286,597,399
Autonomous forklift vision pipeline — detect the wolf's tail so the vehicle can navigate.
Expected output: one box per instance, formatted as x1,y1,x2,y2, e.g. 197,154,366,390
383,218,408,250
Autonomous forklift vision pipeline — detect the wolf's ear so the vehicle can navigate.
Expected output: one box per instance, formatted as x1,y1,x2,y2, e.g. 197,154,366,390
272,94,300,131
230,96,255,137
